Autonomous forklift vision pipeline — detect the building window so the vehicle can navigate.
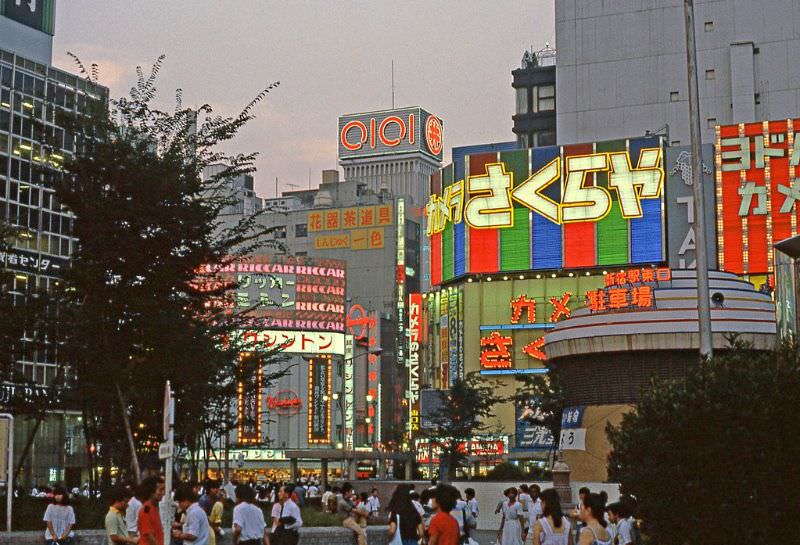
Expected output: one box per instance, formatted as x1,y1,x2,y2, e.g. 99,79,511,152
515,87,528,114
535,85,555,112
295,223,307,238
707,117,718,129
274,226,286,239
705,69,715,80
670,91,680,102
536,131,557,146
704,21,714,32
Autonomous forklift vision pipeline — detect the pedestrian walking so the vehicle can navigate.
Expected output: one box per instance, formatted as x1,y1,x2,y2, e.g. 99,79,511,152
137,476,166,545
271,484,302,545
367,487,381,517
104,486,138,545
451,490,477,544
529,485,543,521
387,484,424,545
208,487,225,545
577,494,611,545
337,483,367,545
124,484,143,540
427,484,460,545
531,489,572,545
464,488,479,521
518,485,532,536
171,483,211,545
43,485,76,545
199,480,221,515
232,484,267,545
497,487,525,545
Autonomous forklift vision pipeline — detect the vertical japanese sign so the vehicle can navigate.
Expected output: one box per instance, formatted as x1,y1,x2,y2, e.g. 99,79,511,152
396,198,406,381
237,353,262,445
716,119,800,275
346,305,380,445
448,288,460,384
308,356,331,444
344,335,355,450
407,293,422,435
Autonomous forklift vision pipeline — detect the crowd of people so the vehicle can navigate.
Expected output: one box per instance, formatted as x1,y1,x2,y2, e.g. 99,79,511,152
35,478,641,545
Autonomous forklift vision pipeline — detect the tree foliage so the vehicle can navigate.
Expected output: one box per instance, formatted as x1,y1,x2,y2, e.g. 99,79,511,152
49,55,282,483
606,339,798,544
426,372,505,481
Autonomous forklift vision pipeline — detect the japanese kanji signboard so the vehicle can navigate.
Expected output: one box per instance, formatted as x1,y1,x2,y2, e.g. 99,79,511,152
310,204,391,251
584,267,670,313
716,119,800,274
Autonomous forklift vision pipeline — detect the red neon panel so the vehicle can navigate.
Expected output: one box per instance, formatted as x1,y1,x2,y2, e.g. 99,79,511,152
431,231,442,286
562,143,596,268
770,120,791,247
468,152,500,274
719,124,743,273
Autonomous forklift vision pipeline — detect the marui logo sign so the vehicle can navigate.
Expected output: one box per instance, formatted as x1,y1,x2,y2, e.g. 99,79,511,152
265,390,302,416
338,107,443,160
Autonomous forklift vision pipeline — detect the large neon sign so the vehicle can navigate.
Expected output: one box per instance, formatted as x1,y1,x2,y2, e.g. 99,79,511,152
338,107,443,160
427,149,663,233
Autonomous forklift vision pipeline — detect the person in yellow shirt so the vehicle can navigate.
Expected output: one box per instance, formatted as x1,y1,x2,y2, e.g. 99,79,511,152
208,489,224,545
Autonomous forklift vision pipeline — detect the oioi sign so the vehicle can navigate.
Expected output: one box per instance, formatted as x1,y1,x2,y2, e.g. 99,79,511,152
338,107,443,161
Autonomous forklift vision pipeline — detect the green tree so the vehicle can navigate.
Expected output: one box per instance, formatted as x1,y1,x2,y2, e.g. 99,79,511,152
50,56,282,484
606,339,798,544
426,372,505,481
514,372,565,457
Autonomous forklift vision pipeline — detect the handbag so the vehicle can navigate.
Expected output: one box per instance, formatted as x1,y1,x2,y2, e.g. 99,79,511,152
388,514,403,545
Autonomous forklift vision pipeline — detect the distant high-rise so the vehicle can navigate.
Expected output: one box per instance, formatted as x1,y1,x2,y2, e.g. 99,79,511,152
512,45,557,148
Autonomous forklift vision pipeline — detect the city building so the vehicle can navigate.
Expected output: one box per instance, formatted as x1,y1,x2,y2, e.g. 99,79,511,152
1,0,107,487
205,163,264,216
555,0,800,147
512,45,557,148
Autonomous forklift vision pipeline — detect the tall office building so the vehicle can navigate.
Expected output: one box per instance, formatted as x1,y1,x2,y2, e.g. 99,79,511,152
556,0,800,146
512,45,557,148
1,0,108,486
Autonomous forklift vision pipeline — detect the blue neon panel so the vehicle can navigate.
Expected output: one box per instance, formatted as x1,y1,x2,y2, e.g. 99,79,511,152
531,145,562,269
628,136,664,263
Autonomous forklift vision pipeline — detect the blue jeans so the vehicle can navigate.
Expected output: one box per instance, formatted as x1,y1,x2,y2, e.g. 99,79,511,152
402,538,419,545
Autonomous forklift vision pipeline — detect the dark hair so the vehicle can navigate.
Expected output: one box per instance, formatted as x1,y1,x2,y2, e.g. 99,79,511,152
578,487,591,496
235,484,255,503
420,488,433,505
108,486,132,505
505,486,518,498
519,484,529,492
431,478,438,486
540,488,564,529
137,476,164,502
410,491,420,501
606,501,628,518
359,492,369,502
174,483,198,503
433,484,459,512
342,483,353,494
530,484,541,496
371,488,378,493
582,493,607,527
599,490,608,504
388,484,417,522
464,488,475,499
282,484,295,496
204,479,220,491
52,486,70,506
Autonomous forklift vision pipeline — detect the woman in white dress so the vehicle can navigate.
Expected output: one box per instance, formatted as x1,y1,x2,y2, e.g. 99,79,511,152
531,488,572,545
497,487,525,545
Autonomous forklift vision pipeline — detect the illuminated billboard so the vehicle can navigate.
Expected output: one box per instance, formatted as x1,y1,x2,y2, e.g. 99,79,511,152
1,0,55,34
338,107,443,161
715,119,800,275
308,355,332,444
407,293,422,435
427,137,666,284
204,256,346,332
237,352,263,445
310,204,392,251
234,330,345,355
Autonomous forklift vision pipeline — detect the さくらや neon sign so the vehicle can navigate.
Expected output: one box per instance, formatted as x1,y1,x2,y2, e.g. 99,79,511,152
426,147,664,235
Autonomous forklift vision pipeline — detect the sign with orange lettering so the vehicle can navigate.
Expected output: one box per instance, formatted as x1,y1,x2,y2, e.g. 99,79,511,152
338,107,443,161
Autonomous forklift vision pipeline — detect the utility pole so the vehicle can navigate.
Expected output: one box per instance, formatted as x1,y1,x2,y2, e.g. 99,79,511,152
683,0,713,358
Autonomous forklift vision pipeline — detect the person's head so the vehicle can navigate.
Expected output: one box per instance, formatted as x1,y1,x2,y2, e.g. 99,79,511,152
430,478,438,487
431,483,458,513
388,484,415,514
410,491,421,502
279,484,295,503
580,493,607,527
606,502,627,524
205,479,220,496
464,488,475,500
599,490,608,505
52,485,70,506
540,489,564,528
108,486,132,511
342,482,354,499
371,488,379,497
530,484,541,498
420,487,433,506
235,484,255,504
138,476,166,504
174,483,198,511
504,487,518,501
359,492,369,502
578,487,590,502
519,484,529,494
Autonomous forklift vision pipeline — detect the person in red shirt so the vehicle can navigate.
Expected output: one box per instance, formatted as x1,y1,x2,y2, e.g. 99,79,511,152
428,484,460,545
137,476,166,545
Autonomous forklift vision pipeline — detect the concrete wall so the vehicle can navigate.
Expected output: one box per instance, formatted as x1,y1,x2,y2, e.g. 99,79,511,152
0,526,391,545
556,0,800,146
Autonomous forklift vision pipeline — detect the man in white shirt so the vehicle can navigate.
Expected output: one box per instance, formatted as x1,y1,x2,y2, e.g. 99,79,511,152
272,484,303,531
124,488,142,538
321,486,333,513
465,488,479,520
233,484,267,545
171,485,211,545
366,488,381,516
